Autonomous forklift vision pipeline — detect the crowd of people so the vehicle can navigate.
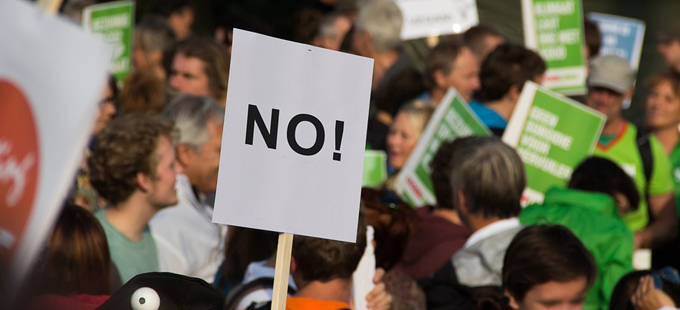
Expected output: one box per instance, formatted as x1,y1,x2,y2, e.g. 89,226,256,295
11,0,680,309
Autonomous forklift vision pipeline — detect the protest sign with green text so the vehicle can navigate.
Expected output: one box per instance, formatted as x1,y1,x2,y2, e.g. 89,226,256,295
395,89,490,207
502,81,605,204
83,1,134,85
522,0,587,95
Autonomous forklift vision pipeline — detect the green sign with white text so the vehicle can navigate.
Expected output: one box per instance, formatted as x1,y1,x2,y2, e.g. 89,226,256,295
522,0,587,95
83,1,134,85
395,90,491,207
503,81,605,204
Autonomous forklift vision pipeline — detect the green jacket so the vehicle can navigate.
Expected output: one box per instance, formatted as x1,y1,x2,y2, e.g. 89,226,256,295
520,188,634,310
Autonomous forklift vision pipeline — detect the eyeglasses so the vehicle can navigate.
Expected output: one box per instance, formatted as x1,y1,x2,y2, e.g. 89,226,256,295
652,266,680,289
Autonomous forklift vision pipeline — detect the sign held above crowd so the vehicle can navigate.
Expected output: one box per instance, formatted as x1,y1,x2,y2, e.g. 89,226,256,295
502,81,605,204
1,0,112,303
395,89,490,207
522,0,588,95
395,0,479,40
82,0,134,86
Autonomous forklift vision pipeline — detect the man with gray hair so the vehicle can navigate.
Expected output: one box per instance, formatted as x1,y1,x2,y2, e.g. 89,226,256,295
150,94,227,283
435,136,525,288
352,0,410,94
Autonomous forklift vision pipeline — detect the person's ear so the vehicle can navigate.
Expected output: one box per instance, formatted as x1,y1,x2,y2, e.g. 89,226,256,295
434,69,448,89
136,172,153,193
505,290,520,310
290,256,297,273
176,144,194,166
507,84,521,103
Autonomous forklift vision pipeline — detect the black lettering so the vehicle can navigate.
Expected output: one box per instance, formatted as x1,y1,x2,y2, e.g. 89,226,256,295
287,114,325,156
245,104,279,149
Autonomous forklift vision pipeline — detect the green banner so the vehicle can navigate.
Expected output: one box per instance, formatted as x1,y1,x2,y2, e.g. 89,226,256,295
522,0,587,95
83,1,134,86
362,150,387,188
503,81,605,204
395,90,491,207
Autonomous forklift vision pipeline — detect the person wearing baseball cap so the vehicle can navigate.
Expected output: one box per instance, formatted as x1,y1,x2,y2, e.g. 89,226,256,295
586,54,677,252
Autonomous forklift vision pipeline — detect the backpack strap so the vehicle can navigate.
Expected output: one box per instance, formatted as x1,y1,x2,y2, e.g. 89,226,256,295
636,128,653,199
225,277,296,310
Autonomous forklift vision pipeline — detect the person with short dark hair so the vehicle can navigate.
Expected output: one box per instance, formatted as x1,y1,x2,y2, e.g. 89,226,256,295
469,44,546,136
88,114,179,283
520,156,638,310
397,141,469,281
169,38,230,107
463,25,505,64
587,54,677,250
424,40,480,104
245,215,393,310
503,225,596,310
447,136,526,287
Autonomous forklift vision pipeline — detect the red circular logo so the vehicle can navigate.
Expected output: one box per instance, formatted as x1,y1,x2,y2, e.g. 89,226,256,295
0,79,40,267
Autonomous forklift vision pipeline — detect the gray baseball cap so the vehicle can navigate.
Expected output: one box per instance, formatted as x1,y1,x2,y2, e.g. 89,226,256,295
587,54,636,94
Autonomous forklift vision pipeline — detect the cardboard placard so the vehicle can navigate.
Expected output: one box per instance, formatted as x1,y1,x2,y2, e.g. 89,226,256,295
213,29,373,243
395,89,490,207
1,0,112,296
588,12,645,71
522,0,587,95
82,0,134,86
395,0,479,40
502,81,605,204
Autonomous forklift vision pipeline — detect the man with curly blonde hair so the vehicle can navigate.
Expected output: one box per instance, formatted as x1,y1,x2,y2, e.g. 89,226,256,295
88,114,179,283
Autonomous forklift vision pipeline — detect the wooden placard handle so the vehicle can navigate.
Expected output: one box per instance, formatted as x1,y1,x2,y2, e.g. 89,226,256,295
36,0,63,14
271,233,294,310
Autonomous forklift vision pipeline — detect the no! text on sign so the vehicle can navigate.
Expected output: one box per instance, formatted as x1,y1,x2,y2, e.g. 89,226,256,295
213,29,374,243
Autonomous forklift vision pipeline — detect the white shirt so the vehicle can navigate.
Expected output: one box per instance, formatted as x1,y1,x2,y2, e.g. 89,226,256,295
150,174,227,283
464,217,521,249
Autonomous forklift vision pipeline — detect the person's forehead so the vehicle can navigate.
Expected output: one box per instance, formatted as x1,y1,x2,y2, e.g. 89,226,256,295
174,53,206,71
452,48,476,70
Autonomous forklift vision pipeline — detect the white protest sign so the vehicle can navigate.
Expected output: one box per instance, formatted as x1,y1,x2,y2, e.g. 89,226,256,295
0,0,112,294
213,29,373,243
396,0,479,40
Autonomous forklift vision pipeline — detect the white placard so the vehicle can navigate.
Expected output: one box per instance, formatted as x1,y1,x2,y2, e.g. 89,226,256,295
213,29,373,243
396,0,479,40
0,0,112,294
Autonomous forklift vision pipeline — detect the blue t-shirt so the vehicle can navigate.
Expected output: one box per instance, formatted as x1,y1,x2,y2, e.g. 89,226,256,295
469,100,507,130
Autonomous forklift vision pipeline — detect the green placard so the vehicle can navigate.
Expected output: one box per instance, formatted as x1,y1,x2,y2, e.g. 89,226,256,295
362,150,387,188
503,81,605,204
522,0,587,95
395,90,491,207
83,1,134,85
